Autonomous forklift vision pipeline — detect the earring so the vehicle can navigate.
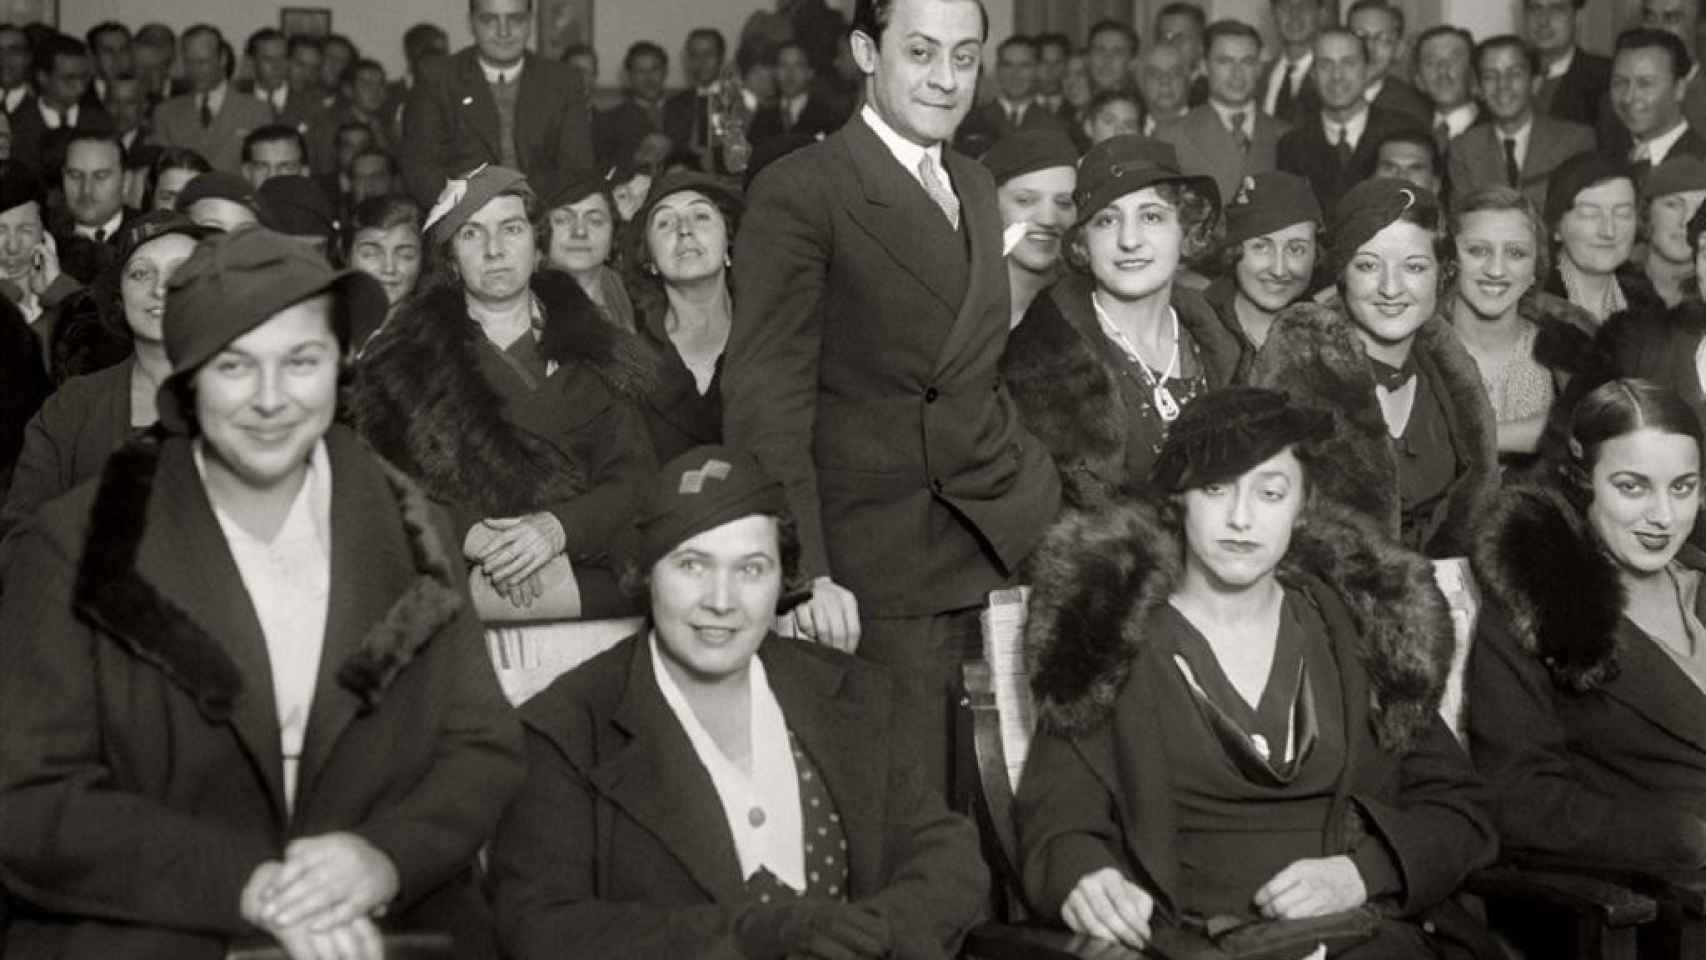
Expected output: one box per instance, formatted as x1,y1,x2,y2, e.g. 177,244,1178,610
724,252,733,268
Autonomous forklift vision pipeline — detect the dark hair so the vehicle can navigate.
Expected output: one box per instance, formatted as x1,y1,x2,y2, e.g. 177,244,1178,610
182,23,223,52
854,0,990,46
686,27,727,60
242,124,307,165
63,129,126,170
1474,33,1541,76
1564,378,1705,503
403,23,447,63
427,188,545,285
998,35,1039,60
1156,3,1207,33
1067,179,1221,274
1450,183,1551,301
774,40,810,64
541,183,616,255
1317,26,1370,63
287,34,324,59
619,510,809,616
1087,86,1143,120
145,147,211,211
1373,126,1442,176
1346,0,1404,36
1037,32,1072,56
1205,19,1264,57
245,27,285,58
350,58,385,83
1333,191,1452,298
624,41,668,72
628,186,741,278
85,21,129,52
1616,26,1694,80
1219,219,1322,276
1415,24,1473,64
562,42,596,62
468,0,534,12
37,34,89,76
136,23,175,48
343,193,421,255
1086,18,1139,52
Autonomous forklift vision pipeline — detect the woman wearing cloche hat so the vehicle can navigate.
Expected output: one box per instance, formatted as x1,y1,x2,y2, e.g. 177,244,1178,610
0,228,524,958
1250,177,1498,557
1001,134,1244,512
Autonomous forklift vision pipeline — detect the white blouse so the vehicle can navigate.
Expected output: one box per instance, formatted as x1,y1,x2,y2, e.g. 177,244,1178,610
649,634,806,891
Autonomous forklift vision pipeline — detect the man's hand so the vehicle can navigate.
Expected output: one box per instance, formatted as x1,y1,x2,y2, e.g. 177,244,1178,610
1061,867,1154,949
475,512,565,590
791,576,861,652
256,833,400,932
28,234,59,297
1254,855,1369,920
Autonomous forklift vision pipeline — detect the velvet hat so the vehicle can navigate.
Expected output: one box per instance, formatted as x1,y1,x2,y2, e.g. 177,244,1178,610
1545,151,1633,231
173,170,260,216
1150,386,1334,493
981,130,1080,186
635,445,791,572
1325,177,1440,277
1223,172,1323,249
1072,134,1219,229
423,163,534,245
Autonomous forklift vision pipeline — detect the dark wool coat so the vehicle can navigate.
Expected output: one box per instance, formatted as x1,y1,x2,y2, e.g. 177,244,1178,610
0,426,525,959
0,357,133,558
1014,499,1497,953
1249,302,1499,558
1468,485,1706,871
346,270,657,616
487,632,989,960
1001,274,1244,513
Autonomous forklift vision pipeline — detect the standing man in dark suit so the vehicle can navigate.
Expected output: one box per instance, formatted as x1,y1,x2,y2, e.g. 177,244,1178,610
12,36,109,181
150,25,273,176
1611,28,1706,177
954,35,1062,155
1348,0,1431,124
662,28,728,172
1277,28,1409,207
748,41,845,145
1528,0,1611,130
1450,34,1596,216
1264,0,1324,127
1158,19,1290,205
724,0,1061,795
401,0,595,206
594,42,670,169
53,131,135,285
383,24,449,141
1034,32,1074,122
0,26,30,119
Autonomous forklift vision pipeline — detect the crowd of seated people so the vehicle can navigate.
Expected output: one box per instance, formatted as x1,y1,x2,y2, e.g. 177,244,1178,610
7,0,1706,958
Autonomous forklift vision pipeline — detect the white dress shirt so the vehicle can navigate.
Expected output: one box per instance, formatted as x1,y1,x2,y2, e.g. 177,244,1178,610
73,209,124,243
650,635,806,890
862,102,949,196
1634,120,1693,165
1263,52,1313,116
1,85,26,113
37,98,78,130
1497,117,1534,170
478,57,525,86
1433,102,1478,140
783,92,809,127
1211,98,1257,136
1545,47,1576,81
1322,104,1372,151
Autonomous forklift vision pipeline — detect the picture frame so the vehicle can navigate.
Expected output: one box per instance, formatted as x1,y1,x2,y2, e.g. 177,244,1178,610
0,0,56,28
537,0,593,60
280,7,332,38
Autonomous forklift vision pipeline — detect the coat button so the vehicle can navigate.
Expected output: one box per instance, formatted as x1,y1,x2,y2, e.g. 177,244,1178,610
932,478,944,492
925,387,939,403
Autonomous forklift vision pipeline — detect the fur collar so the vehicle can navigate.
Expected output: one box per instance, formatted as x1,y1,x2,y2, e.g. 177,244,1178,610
1026,497,1453,752
1249,300,1498,556
72,431,465,720
1471,485,1631,691
346,269,657,518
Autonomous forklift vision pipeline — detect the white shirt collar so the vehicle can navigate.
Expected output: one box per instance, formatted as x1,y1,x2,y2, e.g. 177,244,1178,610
1638,119,1692,164
256,83,287,109
694,80,723,97
38,98,77,127
998,95,1032,117
1497,116,1534,167
1322,103,1371,150
1545,47,1576,81
1,85,23,112
478,57,525,85
200,81,227,115
1210,98,1256,131
1265,51,1313,114
861,102,943,178
785,92,809,118
649,634,806,890
1434,101,1478,138
74,209,124,241
1364,77,1386,103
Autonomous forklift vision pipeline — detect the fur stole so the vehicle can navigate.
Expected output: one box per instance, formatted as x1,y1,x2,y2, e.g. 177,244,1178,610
1001,273,1243,509
345,270,657,518
1471,484,1633,692
1248,300,1498,556
1025,497,1453,751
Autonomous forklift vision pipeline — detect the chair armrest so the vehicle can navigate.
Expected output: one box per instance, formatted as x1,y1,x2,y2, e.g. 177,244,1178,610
226,932,454,960
1506,853,1706,917
1466,866,1658,928
960,660,1023,897
963,922,1149,960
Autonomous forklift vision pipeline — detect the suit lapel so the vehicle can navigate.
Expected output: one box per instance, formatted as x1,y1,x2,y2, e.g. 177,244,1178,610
933,148,1002,376
589,639,746,903
840,117,967,313
459,53,503,161
1601,617,1706,754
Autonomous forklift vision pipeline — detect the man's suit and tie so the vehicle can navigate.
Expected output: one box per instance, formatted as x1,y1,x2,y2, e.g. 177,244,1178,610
1263,57,1320,127
10,96,112,178
1539,48,1611,130
748,93,844,145
1370,77,1432,125
952,98,1065,155
1156,103,1289,205
401,47,594,206
1448,115,1595,215
150,85,272,174
1276,105,1410,210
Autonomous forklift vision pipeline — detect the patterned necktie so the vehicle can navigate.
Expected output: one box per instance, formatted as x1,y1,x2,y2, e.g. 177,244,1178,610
1231,111,1250,153
917,153,960,230
1503,137,1521,187
198,93,212,128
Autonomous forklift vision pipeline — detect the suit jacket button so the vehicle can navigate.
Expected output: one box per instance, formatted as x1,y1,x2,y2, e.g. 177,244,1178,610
925,387,939,403
932,478,944,492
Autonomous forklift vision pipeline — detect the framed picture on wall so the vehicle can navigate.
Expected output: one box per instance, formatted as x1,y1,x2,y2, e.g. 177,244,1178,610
537,0,592,60
280,7,332,38
0,0,55,27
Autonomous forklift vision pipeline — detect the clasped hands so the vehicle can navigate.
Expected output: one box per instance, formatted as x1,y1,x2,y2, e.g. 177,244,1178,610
1063,856,1367,950
240,833,400,960
467,512,566,609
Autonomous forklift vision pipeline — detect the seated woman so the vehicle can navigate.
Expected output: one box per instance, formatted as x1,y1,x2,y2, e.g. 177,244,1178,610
488,445,987,960
1201,171,1323,377
1253,177,1498,557
1542,152,1662,326
1,213,216,546
1470,378,1706,873
1635,157,1706,309
1003,135,1242,512
342,194,422,352
629,170,741,464
0,228,524,959
1015,387,1497,958
349,165,656,621
544,172,635,333
1447,185,1599,466
983,131,1078,328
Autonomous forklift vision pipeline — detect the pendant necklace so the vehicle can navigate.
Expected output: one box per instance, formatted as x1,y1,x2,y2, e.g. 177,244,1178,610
1094,292,1181,422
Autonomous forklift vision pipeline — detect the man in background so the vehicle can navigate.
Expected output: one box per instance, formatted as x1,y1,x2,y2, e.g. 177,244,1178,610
663,27,729,170
1265,0,1324,125
1159,19,1290,204
1086,19,1138,94
1416,26,1479,156
594,41,669,168
1449,33,1595,214
1349,0,1431,123
152,25,272,174
1155,2,1209,106
1527,0,1608,129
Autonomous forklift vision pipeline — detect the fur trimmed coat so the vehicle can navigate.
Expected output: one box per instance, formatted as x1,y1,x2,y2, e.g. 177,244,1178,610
1467,485,1706,870
347,271,657,615
0,425,524,959
1249,301,1498,558
1014,498,1496,952
1001,274,1244,511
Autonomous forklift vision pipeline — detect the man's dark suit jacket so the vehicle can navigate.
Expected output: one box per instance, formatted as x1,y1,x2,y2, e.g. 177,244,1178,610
1276,105,1411,214
401,47,594,206
10,96,112,179
1540,47,1612,130
1263,58,1321,128
747,93,845,145
593,97,663,168
661,87,712,158
952,98,1067,156
1371,76,1432,125
51,208,138,286
723,114,1061,618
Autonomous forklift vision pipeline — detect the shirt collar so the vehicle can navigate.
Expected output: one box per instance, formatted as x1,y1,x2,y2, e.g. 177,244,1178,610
1640,119,1692,164
1364,77,1386,102
861,102,942,174
1500,116,1535,160
695,80,723,97
1287,51,1314,76
1434,101,1478,137
785,92,809,115
39,98,77,125
1322,102,1371,147
74,209,124,241
1545,46,1576,80
478,57,525,85
201,81,227,113
1,85,24,112
1210,99,1254,129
